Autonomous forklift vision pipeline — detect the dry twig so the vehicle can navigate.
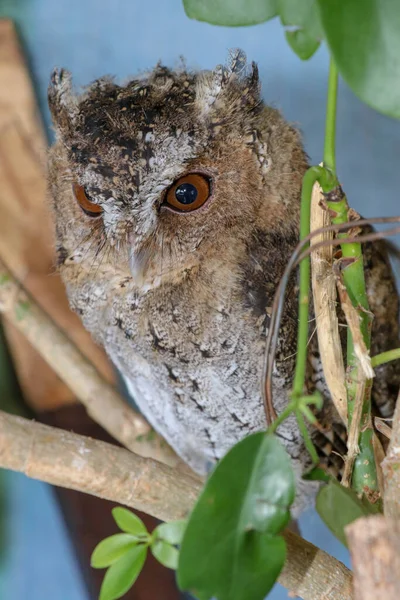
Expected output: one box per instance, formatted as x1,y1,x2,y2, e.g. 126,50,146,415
310,180,347,424
335,269,374,381
263,215,400,417
374,417,392,440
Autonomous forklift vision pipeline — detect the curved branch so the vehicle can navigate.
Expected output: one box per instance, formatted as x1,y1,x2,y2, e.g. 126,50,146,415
0,410,353,600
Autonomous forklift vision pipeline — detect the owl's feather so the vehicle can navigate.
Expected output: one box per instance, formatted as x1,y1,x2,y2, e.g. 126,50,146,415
48,52,399,515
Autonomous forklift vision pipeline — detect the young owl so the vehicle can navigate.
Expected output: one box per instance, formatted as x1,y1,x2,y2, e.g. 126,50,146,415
48,51,399,514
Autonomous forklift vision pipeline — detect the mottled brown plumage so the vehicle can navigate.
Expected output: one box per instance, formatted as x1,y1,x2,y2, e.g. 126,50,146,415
48,51,399,514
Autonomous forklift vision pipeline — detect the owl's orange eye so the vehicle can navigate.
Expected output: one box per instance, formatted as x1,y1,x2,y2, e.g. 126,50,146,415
73,184,103,217
164,174,211,212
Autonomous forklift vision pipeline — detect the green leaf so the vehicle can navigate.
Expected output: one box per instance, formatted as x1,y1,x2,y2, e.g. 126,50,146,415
318,0,400,119
279,0,323,39
183,0,278,27
151,539,179,569
112,507,148,537
177,433,295,600
91,534,139,569
302,466,331,483
153,520,187,545
99,545,147,600
316,481,377,547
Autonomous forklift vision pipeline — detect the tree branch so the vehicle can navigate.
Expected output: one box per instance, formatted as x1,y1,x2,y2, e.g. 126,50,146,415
346,515,400,600
0,410,353,599
382,390,400,518
0,258,184,469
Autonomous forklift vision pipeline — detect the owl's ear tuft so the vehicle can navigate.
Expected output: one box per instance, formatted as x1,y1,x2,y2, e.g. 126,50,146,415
196,49,260,116
48,68,78,133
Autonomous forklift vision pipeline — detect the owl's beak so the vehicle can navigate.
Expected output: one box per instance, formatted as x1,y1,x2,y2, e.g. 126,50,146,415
128,246,152,286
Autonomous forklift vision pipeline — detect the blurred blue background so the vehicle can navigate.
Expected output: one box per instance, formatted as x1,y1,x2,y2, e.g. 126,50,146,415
1,0,400,598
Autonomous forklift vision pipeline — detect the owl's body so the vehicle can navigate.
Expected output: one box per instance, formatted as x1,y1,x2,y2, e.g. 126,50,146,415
48,52,400,514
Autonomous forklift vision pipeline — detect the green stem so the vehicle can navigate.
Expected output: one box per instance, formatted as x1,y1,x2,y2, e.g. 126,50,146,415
371,348,400,368
267,403,295,435
324,189,376,495
289,165,337,462
323,58,338,174
292,166,337,399
295,409,319,465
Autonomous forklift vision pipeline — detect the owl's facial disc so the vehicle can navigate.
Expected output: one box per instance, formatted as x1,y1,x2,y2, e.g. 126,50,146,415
128,172,212,287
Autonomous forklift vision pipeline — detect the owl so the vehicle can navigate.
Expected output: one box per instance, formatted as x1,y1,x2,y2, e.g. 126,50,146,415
48,51,400,514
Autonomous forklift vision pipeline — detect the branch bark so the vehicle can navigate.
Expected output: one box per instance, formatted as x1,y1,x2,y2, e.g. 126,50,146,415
382,390,400,518
346,515,400,600
0,410,353,600
0,258,184,469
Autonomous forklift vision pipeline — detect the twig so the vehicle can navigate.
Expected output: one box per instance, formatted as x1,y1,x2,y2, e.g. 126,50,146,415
263,215,400,418
0,410,353,600
341,380,365,487
382,390,400,519
346,515,400,600
334,266,374,380
371,348,400,368
374,417,392,440
0,258,184,470
324,187,377,496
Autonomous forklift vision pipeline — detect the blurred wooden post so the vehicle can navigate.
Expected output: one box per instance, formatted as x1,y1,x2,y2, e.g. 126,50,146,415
346,515,400,600
0,20,181,600
0,19,115,411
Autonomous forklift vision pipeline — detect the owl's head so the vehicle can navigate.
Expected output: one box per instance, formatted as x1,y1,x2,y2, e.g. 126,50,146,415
48,50,306,295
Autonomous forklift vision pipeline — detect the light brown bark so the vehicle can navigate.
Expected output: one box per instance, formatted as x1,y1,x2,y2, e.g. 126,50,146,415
382,391,400,519
346,515,400,600
0,19,115,412
0,410,353,600
0,259,185,470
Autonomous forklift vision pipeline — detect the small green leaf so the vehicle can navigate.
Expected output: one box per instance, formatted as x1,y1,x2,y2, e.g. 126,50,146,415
112,507,148,537
151,539,179,569
183,0,278,27
177,433,294,600
153,520,187,545
99,545,147,600
318,0,400,119
316,481,377,547
91,534,139,569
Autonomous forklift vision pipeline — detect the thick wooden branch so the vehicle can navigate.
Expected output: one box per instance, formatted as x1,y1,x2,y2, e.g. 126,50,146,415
0,259,183,469
0,410,200,522
0,410,353,599
382,390,400,518
346,515,400,600
382,392,400,516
